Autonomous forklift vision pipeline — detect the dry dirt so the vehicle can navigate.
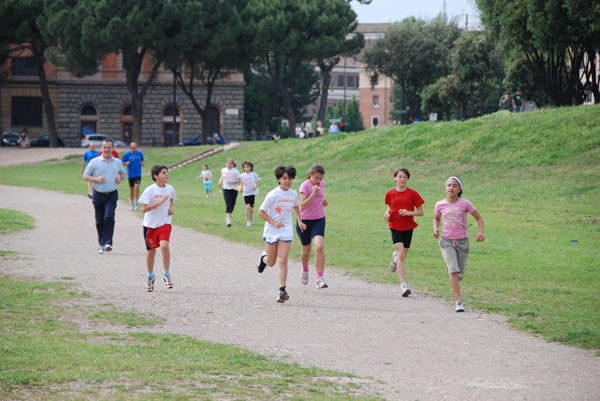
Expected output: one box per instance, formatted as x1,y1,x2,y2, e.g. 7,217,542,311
0,148,599,401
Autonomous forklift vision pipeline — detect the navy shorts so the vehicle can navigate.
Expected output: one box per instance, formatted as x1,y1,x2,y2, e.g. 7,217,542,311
390,229,413,249
128,177,141,187
296,217,326,246
244,195,255,207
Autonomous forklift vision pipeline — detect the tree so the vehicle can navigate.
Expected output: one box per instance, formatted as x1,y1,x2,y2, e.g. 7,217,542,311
345,95,364,132
248,0,359,137
421,75,465,121
0,0,59,146
364,15,460,120
45,0,202,143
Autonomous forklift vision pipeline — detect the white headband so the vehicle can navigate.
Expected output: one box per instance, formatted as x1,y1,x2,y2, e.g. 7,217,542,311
446,176,462,188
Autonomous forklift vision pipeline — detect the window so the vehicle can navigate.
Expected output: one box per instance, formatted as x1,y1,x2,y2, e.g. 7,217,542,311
81,105,97,115
11,58,38,76
356,76,359,88
373,96,379,108
347,76,354,88
122,55,130,70
12,97,42,126
338,75,344,87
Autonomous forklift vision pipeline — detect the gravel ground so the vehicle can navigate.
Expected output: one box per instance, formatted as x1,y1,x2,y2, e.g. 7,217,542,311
0,151,599,401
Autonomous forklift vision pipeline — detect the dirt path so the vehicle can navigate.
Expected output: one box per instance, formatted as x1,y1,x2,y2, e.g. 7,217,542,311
1,183,599,400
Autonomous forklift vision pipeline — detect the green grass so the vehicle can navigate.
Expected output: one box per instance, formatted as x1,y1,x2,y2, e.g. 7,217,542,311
1,105,599,351
0,208,35,234
0,275,381,400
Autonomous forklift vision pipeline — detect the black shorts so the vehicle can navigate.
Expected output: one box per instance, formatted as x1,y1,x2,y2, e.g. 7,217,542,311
244,195,255,207
390,229,413,249
296,217,326,246
223,189,238,213
128,177,141,187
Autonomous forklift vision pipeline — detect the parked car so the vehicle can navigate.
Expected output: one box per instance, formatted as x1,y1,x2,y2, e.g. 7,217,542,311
81,134,126,148
1,132,20,146
177,135,204,146
30,135,65,147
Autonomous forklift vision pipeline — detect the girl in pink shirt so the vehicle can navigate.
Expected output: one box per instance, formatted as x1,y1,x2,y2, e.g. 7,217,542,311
433,176,485,312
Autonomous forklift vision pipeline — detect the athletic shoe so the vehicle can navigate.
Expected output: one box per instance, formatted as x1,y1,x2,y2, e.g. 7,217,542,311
316,277,328,289
134,203,139,211
163,274,173,289
145,276,155,292
226,218,231,227
456,301,465,312
88,193,92,199
98,246,105,254
247,221,252,227
257,250,267,273
390,251,398,273
130,203,134,211
277,290,289,303
104,244,112,252
401,284,411,297
301,271,309,285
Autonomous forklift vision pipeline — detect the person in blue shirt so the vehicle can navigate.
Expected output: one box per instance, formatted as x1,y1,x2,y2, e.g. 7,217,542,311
81,142,100,198
121,142,145,210
329,122,339,136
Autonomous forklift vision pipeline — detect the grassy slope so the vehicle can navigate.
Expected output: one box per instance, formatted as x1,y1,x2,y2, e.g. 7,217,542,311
1,105,599,349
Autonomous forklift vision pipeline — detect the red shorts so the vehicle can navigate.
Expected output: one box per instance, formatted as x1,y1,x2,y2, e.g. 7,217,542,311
144,224,171,250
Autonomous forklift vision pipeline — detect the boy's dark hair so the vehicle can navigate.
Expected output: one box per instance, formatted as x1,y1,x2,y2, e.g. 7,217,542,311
242,160,254,171
274,165,296,180
307,163,325,179
394,167,410,179
151,164,168,181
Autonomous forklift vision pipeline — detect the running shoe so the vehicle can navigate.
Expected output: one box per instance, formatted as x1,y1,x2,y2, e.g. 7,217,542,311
390,251,397,273
316,277,328,289
88,193,92,199
163,274,173,289
301,271,309,285
98,246,105,254
104,244,112,252
247,221,252,227
401,284,411,297
130,203,134,211
226,218,231,227
277,290,289,303
145,276,155,292
456,301,465,312
257,250,267,273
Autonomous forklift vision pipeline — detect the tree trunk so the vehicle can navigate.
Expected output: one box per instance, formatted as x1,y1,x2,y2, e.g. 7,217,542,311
36,56,58,147
317,65,332,124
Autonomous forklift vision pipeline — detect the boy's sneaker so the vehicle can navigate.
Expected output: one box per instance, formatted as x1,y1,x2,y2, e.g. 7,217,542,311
456,301,465,312
401,284,411,297
301,271,309,285
257,250,267,273
104,244,112,252
145,276,155,292
316,277,328,289
163,274,173,289
390,251,398,273
277,290,289,303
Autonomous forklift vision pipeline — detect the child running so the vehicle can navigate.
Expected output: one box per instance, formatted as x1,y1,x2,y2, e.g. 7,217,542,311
139,165,177,292
297,163,329,288
433,176,485,312
240,161,261,227
383,168,425,297
217,158,241,227
256,166,306,303
195,164,213,197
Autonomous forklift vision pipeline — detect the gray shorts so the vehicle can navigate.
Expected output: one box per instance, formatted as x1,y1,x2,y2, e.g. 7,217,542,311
439,237,470,280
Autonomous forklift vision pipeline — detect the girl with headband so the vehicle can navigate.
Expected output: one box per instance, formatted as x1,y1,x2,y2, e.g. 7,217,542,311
433,176,485,312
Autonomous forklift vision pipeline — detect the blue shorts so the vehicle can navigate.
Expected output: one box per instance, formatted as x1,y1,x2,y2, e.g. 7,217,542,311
296,217,326,246
390,229,413,249
204,183,212,191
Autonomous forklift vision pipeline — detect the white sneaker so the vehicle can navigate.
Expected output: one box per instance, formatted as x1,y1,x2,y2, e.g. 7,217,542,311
145,276,155,292
456,301,465,312
98,246,104,254
130,203,134,211
104,244,112,252
316,277,328,289
247,221,252,227
163,274,173,289
301,271,308,285
390,251,398,273
401,284,411,297
226,218,231,227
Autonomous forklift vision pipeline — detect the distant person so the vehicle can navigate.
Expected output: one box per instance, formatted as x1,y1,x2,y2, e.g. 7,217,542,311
499,92,512,111
83,139,126,254
433,176,485,312
383,168,425,297
256,165,306,304
329,122,339,136
139,165,177,292
250,128,258,142
512,89,524,113
81,142,100,198
305,121,313,138
240,160,261,227
195,163,213,197
295,124,304,139
98,147,119,159
262,132,270,141
19,128,30,148
212,132,220,145
297,164,329,289
217,158,241,227
121,142,145,210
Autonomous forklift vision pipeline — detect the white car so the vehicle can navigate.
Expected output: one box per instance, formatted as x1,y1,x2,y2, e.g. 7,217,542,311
81,134,127,148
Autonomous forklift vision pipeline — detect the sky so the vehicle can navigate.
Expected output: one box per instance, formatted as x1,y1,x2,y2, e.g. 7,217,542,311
351,0,481,29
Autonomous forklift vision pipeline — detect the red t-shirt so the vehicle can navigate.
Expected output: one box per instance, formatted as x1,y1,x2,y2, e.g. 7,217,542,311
98,150,119,158
384,187,425,231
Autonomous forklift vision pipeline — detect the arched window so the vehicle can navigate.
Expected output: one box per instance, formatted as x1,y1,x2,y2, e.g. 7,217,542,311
80,105,99,138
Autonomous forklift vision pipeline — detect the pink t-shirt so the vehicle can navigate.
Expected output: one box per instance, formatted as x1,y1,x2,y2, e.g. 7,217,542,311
434,198,476,239
298,179,326,220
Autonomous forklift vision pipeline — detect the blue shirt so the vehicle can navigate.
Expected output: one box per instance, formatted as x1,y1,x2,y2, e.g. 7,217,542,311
83,149,99,165
121,150,144,178
329,124,339,135
84,156,125,192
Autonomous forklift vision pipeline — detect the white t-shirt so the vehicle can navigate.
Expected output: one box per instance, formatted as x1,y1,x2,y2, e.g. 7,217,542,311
200,169,212,183
259,187,300,241
241,172,261,196
139,183,177,228
220,167,241,190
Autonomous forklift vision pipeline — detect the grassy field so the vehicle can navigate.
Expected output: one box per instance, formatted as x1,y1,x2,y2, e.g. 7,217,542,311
1,105,599,351
0,211,381,400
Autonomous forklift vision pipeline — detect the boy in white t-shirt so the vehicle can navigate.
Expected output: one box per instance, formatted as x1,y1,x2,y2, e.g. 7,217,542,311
139,165,177,292
256,166,306,303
